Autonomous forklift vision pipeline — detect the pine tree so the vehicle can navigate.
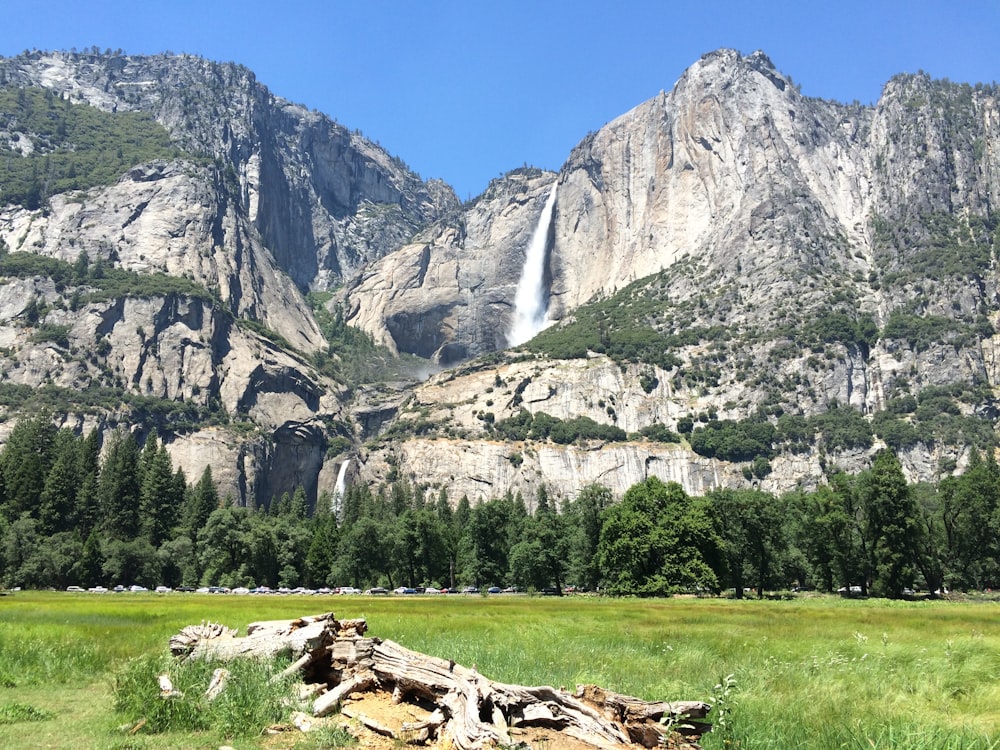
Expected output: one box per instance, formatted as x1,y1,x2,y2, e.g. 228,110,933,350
1,418,57,520
38,430,82,534
78,530,104,587
139,437,179,546
184,466,218,537
97,430,142,540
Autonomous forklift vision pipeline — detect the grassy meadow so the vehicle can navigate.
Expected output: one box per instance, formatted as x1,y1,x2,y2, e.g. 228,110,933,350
0,591,998,749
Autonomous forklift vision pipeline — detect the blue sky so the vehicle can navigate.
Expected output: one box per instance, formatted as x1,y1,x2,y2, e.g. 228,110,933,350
2,1,997,200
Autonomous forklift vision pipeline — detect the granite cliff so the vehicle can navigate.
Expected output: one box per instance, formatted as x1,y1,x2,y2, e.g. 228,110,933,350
348,50,1000,503
1,48,998,508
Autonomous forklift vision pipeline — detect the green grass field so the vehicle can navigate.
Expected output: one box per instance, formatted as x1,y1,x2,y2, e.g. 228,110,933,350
1,592,998,749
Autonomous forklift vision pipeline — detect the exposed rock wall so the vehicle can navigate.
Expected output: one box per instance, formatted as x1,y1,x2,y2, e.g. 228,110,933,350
2,48,999,507
344,170,557,363
0,50,459,291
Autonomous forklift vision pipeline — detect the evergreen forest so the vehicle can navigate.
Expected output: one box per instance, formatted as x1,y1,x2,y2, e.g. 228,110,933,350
2,417,999,599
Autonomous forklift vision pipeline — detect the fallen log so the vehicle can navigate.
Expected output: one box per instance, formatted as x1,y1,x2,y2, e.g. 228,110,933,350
168,612,710,749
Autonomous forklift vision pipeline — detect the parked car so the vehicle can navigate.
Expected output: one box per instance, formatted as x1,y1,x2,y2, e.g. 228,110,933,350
487,586,502,594
365,587,389,595
338,586,361,595
462,586,479,594
66,585,85,592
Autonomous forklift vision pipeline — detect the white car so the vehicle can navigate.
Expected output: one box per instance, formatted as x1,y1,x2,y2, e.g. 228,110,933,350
338,586,361,595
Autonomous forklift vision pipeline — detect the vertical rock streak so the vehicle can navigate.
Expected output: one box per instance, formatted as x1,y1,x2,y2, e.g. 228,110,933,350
508,184,558,346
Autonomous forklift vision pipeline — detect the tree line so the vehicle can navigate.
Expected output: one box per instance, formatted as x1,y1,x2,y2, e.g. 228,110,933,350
1,417,999,597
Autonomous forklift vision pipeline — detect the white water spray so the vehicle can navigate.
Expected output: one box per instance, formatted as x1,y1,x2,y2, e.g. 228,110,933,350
332,459,350,516
508,184,558,346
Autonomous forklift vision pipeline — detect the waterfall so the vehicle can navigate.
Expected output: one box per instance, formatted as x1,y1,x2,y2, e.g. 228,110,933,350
332,459,350,516
508,184,557,346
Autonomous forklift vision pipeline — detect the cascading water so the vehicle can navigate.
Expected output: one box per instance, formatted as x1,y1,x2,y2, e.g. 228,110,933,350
507,184,558,346
332,459,350,516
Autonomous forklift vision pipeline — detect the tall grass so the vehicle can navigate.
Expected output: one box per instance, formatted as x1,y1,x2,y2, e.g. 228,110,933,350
0,592,997,749
112,654,296,737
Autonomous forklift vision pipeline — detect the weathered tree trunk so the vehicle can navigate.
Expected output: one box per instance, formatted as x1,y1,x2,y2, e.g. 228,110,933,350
167,612,710,749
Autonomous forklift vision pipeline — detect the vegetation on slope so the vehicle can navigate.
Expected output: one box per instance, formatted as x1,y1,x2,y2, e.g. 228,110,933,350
307,290,432,386
0,85,192,208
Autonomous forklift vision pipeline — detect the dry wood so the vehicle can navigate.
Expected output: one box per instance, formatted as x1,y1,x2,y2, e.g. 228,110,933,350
272,652,315,683
204,667,229,701
168,612,711,749
157,673,183,699
312,671,377,717
172,612,338,662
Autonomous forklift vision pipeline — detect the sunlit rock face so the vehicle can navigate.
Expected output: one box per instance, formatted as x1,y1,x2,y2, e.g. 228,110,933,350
343,170,558,364
2,48,999,506
351,50,1000,499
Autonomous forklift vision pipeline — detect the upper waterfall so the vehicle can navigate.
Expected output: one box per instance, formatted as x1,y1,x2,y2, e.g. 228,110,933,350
332,459,350,516
507,184,558,346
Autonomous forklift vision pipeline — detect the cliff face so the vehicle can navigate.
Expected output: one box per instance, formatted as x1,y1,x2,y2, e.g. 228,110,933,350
350,51,1000,503
0,50,456,507
1,48,998,508
0,51,460,291
343,169,557,363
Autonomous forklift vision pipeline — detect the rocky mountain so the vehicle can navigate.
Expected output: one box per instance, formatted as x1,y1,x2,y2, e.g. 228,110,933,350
347,50,1000,503
0,48,998,509
0,49,456,506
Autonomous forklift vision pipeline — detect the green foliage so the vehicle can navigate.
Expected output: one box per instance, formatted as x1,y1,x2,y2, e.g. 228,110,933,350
522,271,723,369
0,86,191,209
795,310,879,350
860,450,922,598
639,369,659,393
0,251,218,305
775,413,814,453
810,405,873,451
597,477,723,596
492,409,627,444
689,418,776,462
877,211,995,285
872,411,922,449
0,702,55,724
0,376,239,434
637,423,681,443
112,653,295,737
882,311,969,352
306,292,424,385
709,488,787,597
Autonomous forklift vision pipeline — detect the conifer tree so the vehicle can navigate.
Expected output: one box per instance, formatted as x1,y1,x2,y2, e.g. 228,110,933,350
98,430,142,540
139,437,179,546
